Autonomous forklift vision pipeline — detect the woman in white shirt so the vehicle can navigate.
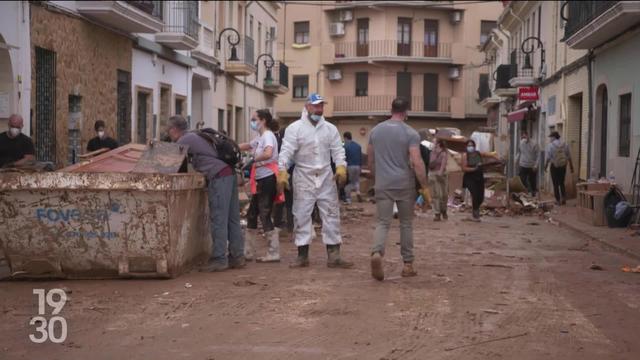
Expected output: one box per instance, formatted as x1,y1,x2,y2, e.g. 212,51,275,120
239,109,281,263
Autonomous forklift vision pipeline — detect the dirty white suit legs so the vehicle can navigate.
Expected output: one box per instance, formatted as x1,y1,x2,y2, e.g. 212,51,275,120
292,168,342,246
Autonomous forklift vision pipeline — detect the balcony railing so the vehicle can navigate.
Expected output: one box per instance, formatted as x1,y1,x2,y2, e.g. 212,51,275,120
494,64,517,89
265,61,289,88
161,1,199,39
334,95,450,113
564,1,618,40
478,77,491,101
126,1,156,15
334,40,451,60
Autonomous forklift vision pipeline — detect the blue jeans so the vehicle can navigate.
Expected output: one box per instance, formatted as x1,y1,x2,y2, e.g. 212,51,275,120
207,174,244,265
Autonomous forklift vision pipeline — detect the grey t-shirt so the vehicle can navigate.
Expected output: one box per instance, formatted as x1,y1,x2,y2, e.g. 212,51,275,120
369,119,420,190
177,132,229,179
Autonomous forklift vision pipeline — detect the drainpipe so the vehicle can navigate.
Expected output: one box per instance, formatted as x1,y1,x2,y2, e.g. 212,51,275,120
586,49,594,179
243,1,255,143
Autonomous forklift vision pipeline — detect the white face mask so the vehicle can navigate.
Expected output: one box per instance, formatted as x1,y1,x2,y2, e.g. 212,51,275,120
9,127,21,137
98,131,105,139
310,114,322,122
467,146,475,153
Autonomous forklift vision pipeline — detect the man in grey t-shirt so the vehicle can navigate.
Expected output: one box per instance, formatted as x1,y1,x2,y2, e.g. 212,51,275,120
367,98,429,281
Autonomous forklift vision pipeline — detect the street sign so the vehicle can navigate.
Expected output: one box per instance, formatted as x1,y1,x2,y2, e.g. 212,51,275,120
518,86,539,101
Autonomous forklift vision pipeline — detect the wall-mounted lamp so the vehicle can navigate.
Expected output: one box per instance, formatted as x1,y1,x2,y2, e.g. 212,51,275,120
217,27,240,62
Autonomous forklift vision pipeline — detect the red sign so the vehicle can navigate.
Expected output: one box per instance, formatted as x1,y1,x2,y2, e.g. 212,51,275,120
518,86,539,101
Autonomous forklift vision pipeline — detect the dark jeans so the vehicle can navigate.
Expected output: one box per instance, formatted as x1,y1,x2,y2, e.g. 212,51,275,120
550,165,567,202
207,174,244,265
247,174,277,232
273,187,294,231
518,166,537,196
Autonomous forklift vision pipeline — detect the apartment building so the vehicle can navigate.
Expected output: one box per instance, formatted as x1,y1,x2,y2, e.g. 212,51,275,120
564,1,640,194
22,1,284,168
481,1,590,197
276,0,501,145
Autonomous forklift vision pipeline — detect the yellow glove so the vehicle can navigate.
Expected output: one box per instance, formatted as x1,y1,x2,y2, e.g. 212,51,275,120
335,165,347,188
277,170,289,193
419,187,432,205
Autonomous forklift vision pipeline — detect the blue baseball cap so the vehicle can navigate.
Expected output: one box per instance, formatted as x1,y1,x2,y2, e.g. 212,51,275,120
307,93,326,104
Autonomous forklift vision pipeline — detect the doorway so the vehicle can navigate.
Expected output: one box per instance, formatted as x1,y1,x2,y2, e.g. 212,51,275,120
116,70,131,145
396,72,412,108
424,19,438,57
397,18,412,56
595,85,608,178
423,73,438,111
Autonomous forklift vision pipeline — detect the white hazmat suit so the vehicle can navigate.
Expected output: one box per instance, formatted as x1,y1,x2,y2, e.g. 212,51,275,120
278,109,346,247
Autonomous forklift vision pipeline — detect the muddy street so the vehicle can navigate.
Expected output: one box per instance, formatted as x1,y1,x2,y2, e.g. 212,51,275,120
1,202,639,360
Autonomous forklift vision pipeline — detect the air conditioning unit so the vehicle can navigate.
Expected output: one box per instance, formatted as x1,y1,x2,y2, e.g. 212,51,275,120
329,22,345,37
450,11,463,24
448,66,461,80
328,69,343,81
339,10,353,22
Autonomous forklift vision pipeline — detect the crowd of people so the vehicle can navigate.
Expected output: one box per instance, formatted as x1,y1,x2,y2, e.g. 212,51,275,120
0,95,576,281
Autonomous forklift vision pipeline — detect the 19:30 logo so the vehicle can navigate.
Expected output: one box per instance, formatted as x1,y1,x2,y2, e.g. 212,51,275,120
30,289,68,343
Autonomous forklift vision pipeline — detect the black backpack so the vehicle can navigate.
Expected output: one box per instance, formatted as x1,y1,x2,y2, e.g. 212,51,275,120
604,186,633,228
195,128,241,167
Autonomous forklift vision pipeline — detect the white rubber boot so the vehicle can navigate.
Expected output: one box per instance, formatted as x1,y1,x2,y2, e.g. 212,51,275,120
244,228,258,261
256,228,281,263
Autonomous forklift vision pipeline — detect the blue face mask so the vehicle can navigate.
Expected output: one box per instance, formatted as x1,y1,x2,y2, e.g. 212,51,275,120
310,114,322,122
250,120,259,131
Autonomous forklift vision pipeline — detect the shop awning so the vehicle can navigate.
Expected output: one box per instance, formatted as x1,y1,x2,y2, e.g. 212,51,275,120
507,107,528,123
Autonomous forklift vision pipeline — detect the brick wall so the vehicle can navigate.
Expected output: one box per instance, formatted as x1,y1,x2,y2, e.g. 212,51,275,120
30,5,132,167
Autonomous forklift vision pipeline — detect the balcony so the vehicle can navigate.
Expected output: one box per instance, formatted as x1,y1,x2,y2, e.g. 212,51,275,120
263,62,289,95
332,1,455,9
564,1,640,49
155,1,199,50
191,25,218,65
493,64,517,97
478,76,491,102
334,95,451,117
333,40,452,64
507,49,545,88
76,1,163,33
223,36,256,76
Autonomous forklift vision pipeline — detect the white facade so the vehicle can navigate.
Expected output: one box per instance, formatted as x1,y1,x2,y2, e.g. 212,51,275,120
0,1,31,133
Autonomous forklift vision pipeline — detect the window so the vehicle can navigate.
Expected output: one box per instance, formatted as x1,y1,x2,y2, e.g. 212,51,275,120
355,72,368,97
397,17,412,56
258,22,262,54
548,95,556,115
357,18,369,57
249,15,254,39
294,21,309,44
292,75,309,98
619,93,632,157
480,20,497,44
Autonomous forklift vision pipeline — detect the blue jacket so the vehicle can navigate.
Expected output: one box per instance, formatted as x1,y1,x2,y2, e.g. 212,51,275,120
344,140,362,167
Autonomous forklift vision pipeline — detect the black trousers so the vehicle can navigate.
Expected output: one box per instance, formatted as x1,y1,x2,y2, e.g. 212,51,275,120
550,165,567,202
273,186,293,231
518,166,538,195
247,174,277,232
464,171,485,212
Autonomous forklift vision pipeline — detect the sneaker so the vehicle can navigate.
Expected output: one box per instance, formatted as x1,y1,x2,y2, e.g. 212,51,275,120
401,263,417,277
370,252,384,281
199,261,229,272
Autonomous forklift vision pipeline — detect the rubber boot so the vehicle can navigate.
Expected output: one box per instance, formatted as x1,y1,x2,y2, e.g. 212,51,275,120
289,245,310,268
326,244,354,269
244,228,258,261
257,228,281,263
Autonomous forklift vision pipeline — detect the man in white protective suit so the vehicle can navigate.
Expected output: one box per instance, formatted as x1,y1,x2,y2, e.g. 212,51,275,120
277,93,354,269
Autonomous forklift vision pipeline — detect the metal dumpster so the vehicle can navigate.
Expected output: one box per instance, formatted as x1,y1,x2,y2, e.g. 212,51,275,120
0,144,210,279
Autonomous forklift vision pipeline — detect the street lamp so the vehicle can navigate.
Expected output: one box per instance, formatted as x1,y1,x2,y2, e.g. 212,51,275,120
255,53,275,83
217,27,240,61
521,36,545,73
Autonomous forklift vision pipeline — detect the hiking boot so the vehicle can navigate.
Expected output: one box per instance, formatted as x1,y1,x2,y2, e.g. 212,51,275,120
434,214,442,222
326,244,354,269
401,262,417,277
289,245,310,268
229,256,247,269
257,229,281,263
199,261,228,272
370,252,384,281
442,211,448,220
244,228,258,262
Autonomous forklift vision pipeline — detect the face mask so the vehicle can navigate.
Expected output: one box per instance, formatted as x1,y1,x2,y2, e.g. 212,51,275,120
9,127,21,137
98,131,105,138
467,146,475,153
310,114,322,122
250,120,259,131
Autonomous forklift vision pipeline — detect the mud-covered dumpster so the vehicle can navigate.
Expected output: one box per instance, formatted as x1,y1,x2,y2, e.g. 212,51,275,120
0,144,210,279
